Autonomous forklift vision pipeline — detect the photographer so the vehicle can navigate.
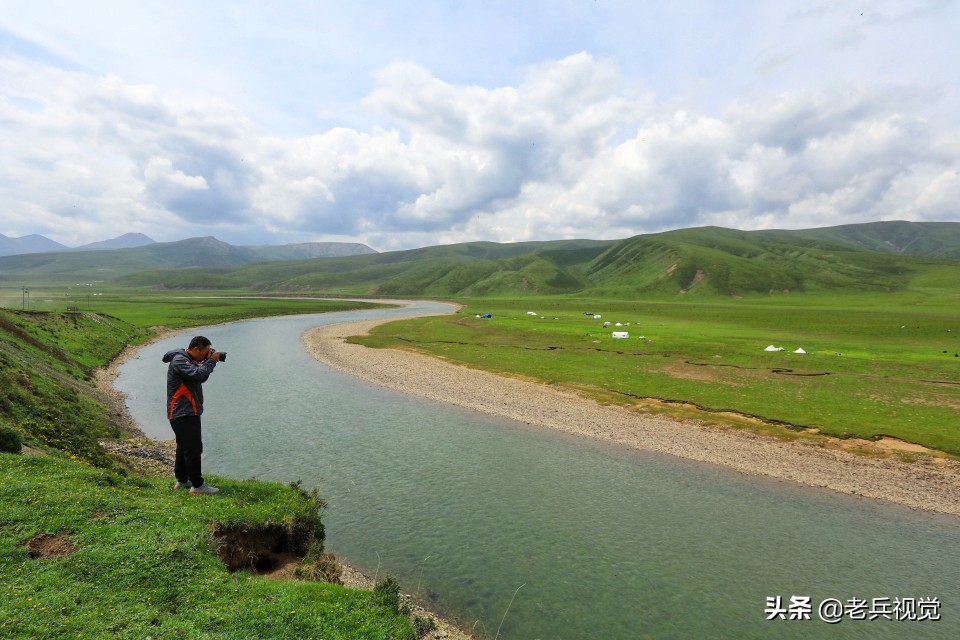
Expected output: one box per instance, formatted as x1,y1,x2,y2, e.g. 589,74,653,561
162,335,225,495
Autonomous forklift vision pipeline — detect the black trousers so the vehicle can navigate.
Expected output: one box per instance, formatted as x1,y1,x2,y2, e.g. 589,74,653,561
170,415,204,487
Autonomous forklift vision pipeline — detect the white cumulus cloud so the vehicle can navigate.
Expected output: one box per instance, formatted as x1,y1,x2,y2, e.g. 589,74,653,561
0,50,957,249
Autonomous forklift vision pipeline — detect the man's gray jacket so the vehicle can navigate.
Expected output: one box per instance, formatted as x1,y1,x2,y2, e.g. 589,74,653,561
163,348,217,420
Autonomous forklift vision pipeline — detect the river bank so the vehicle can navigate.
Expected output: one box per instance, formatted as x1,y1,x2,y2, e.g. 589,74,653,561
94,323,475,640
303,317,960,518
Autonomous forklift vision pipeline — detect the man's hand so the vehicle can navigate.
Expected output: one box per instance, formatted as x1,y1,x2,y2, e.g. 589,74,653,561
208,350,221,362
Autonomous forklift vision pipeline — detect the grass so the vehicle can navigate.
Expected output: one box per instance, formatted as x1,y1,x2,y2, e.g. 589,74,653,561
0,454,415,640
0,309,151,466
0,284,388,329
354,293,960,455
0,295,423,639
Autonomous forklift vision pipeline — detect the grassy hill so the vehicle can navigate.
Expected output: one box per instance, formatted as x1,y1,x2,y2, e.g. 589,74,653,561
580,226,951,297
114,239,615,295
0,310,150,466
777,220,960,259
105,222,960,299
5,221,956,298
0,305,420,639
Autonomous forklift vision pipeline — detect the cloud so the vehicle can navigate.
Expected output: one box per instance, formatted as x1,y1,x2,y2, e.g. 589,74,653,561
0,51,957,250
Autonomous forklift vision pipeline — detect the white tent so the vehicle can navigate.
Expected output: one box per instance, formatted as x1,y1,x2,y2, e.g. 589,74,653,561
612,331,629,339
764,345,784,352
794,347,806,354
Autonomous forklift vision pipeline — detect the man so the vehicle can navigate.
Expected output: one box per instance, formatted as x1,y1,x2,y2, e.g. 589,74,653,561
162,335,223,495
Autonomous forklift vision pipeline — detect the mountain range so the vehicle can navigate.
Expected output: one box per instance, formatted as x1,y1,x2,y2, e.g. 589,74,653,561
0,232,155,255
108,220,960,297
0,235,377,281
1,221,957,298
0,232,376,259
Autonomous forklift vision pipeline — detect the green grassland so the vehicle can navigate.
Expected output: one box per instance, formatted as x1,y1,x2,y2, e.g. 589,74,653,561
0,284,386,328
0,455,414,640
355,292,960,454
0,296,421,639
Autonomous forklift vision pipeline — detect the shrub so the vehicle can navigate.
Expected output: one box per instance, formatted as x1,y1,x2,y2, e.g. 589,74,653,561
414,614,437,638
374,576,402,613
0,424,23,454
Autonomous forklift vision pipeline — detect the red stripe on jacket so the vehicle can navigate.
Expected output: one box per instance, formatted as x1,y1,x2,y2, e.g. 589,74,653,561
168,383,199,419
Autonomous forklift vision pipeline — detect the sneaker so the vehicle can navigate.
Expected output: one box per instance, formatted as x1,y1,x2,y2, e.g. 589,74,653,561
189,482,220,496
173,481,191,490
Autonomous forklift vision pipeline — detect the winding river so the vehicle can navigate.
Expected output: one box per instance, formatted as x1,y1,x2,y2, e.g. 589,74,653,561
115,301,960,639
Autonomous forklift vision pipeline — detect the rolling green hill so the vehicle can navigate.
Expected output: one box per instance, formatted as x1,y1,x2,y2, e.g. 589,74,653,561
114,239,616,295
775,220,960,259
580,226,949,297
9,221,958,299
108,222,959,299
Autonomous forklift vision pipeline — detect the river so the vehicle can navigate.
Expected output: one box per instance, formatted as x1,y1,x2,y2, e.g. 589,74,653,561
115,301,960,639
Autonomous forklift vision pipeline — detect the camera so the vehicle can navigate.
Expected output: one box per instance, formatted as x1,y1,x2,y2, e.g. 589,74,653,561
216,351,227,362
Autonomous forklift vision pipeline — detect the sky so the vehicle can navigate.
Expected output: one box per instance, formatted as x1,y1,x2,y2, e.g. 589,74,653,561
0,1,958,251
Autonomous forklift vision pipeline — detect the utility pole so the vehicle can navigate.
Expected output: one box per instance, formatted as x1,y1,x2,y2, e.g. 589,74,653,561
22,287,29,310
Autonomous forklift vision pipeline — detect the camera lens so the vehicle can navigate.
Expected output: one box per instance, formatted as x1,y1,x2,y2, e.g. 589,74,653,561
218,352,227,362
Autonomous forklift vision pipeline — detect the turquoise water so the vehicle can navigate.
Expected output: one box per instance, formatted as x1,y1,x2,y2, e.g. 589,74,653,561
116,302,960,639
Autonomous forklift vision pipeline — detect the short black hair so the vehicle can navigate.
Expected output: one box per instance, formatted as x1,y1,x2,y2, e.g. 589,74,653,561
188,336,212,350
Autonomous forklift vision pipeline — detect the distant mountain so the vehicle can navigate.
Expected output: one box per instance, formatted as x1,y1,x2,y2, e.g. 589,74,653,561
244,242,377,261
74,233,156,251
0,236,378,280
0,233,68,256
0,232,374,259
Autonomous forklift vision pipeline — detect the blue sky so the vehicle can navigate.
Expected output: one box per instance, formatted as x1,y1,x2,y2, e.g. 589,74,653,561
1,1,957,250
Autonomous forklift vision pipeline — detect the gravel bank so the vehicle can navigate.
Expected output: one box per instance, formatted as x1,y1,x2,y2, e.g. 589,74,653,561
304,315,960,519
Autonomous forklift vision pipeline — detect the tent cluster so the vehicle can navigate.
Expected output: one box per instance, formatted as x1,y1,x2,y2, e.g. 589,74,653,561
765,345,806,354
510,309,651,342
